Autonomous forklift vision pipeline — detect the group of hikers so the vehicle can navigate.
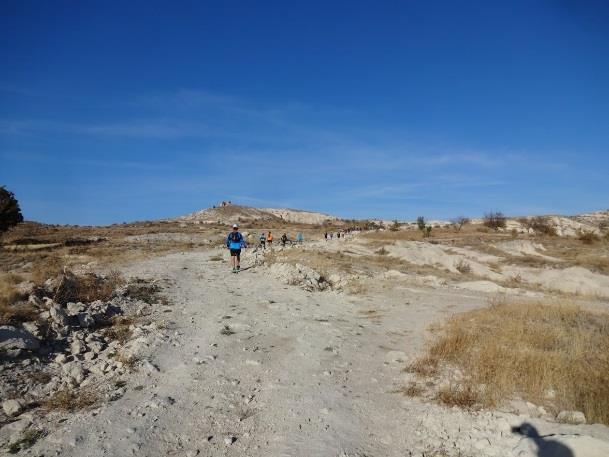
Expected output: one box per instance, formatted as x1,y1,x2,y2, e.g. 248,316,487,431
225,224,305,273
324,228,354,240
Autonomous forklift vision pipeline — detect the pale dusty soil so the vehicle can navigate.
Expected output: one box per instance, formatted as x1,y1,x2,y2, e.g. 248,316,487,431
24,248,609,457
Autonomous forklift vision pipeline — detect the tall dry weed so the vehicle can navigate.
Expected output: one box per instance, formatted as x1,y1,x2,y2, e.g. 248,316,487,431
412,300,609,424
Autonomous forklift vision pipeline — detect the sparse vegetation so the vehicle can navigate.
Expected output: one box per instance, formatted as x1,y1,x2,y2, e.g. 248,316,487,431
417,216,426,231
451,217,470,233
53,270,124,305
483,211,506,230
411,300,609,424
390,220,400,231
437,383,479,408
103,315,136,343
0,186,24,233
578,230,600,245
454,259,472,274
8,429,44,454
394,382,424,397
519,216,557,236
42,387,99,412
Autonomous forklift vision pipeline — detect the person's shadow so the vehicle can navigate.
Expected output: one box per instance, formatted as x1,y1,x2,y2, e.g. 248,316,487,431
512,423,575,457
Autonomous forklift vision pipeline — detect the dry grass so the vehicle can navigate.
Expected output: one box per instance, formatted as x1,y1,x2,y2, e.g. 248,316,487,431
394,382,424,397
578,231,600,245
52,270,124,304
0,276,36,325
31,255,65,284
103,315,136,343
411,300,609,424
115,351,138,371
437,384,479,408
7,429,45,454
41,387,99,412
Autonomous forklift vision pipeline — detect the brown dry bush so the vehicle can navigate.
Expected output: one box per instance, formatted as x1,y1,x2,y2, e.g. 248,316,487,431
42,387,99,412
412,300,609,424
54,271,124,304
437,383,479,408
483,211,507,230
454,259,472,274
0,276,36,325
578,231,600,245
31,255,65,285
103,315,136,344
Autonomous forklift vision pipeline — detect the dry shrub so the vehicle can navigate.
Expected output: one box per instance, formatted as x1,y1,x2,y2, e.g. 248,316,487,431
406,355,439,377
31,255,64,285
54,271,124,304
124,279,166,304
483,211,507,230
0,277,35,325
413,300,609,424
42,387,99,412
454,259,472,274
7,429,44,454
375,247,389,256
103,315,135,343
394,382,424,397
438,383,479,408
578,231,600,245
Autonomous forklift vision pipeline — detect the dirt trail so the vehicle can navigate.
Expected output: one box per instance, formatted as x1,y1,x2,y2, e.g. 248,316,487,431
28,249,609,457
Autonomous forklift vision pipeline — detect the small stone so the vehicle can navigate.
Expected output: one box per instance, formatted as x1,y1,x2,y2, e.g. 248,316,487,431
557,410,586,424
88,341,105,354
70,340,86,355
55,353,68,364
67,302,85,315
2,399,24,417
84,351,96,361
224,436,236,446
62,361,86,384
141,360,159,373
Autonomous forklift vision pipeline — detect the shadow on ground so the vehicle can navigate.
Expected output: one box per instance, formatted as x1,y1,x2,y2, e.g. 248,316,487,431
513,423,574,457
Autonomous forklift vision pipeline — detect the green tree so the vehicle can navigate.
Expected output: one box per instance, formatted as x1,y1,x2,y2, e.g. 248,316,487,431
0,186,24,232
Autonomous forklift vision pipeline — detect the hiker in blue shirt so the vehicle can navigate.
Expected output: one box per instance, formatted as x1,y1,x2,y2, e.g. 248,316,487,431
226,224,246,273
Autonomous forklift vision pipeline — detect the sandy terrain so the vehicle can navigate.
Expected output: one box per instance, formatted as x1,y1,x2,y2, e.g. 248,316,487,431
13,243,609,457
2,208,609,456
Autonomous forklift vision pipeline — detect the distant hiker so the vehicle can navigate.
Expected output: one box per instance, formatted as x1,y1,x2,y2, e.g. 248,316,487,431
281,233,288,246
330,232,334,240
337,232,341,239
267,231,274,247
259,232,266,249
324,232,328,241
296,232,303,244
226,224,246,273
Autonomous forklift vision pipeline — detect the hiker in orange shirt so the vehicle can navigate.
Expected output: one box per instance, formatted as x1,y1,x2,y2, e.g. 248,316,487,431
267,231,274,248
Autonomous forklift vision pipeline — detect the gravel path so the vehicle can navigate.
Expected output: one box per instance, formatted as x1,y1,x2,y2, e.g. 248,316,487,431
27,249,609,457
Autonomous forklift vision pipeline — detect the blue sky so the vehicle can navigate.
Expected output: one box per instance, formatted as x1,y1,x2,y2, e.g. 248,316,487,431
1,1,608,225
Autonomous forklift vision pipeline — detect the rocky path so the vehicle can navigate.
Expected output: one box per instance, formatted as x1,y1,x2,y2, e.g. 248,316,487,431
27,249,609,457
